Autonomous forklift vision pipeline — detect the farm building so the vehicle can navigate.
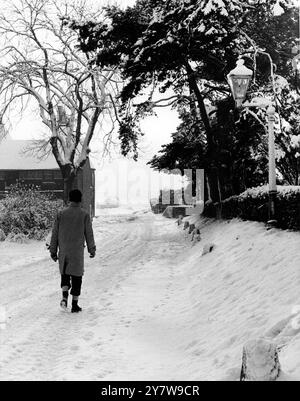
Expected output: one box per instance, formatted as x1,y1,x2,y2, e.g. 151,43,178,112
0,138,95,218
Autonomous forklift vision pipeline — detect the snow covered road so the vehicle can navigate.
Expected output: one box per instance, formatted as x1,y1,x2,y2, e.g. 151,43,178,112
1,209,300,381
0,211,194,381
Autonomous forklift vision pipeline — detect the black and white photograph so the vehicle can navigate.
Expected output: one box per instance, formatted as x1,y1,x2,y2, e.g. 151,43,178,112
0,0,300,383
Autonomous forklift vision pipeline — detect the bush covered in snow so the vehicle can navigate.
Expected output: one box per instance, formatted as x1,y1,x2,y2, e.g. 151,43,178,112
204,186,300,230
0,183,63,240
6,232,29,244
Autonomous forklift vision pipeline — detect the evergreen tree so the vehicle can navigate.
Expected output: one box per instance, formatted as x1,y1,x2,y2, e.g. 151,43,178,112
69,0,300,201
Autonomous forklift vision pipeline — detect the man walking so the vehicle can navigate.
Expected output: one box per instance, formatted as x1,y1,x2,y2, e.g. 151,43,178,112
50,189,96,313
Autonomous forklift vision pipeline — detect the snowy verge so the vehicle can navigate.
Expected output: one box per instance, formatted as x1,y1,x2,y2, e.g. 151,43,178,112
177,215,300,380
0,240,50,274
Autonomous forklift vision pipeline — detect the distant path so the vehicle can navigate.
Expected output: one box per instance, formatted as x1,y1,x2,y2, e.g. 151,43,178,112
0,213,193,381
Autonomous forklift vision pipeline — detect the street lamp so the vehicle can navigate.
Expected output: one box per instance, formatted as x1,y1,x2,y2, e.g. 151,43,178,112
227,58,277,225
227,58,253,108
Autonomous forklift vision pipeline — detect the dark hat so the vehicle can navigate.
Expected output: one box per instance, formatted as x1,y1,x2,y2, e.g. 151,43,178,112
69,189,82,203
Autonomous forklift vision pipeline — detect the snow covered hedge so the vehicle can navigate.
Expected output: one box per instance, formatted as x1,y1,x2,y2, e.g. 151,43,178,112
0,183,63,240
204,186,300,230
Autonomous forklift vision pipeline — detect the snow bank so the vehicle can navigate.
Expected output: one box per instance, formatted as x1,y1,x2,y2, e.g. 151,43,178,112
95,205,152,224
0,240,49,275
95,205,150,217
178,216,300,380
240,185,300,198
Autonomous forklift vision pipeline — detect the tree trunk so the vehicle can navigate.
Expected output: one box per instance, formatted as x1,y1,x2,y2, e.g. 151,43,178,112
61,164,76,206
207,166,221,204
205,172,211,203
63,175,75,206
181,171,186,205
184,62,221,204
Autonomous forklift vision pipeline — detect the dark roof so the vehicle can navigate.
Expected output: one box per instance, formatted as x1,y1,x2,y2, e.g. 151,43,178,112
0,138,58,170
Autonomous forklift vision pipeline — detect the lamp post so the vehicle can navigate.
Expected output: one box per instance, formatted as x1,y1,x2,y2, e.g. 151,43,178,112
227,58,277,224
267,105,277,223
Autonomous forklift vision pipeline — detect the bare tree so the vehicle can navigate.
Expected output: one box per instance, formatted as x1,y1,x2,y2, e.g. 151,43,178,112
0,0,120,202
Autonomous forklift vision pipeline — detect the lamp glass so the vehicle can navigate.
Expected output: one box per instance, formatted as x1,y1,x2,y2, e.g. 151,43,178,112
230,75,251,103
227,59,253,107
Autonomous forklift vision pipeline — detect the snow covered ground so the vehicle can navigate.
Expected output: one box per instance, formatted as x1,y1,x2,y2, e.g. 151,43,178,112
0,207,300,381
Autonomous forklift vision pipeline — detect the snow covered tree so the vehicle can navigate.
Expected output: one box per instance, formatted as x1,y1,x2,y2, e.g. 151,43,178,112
69,0,250,203
274,83,300,185
145,1,300,190
237,3,300,185
70,0,300,200
0,0,119,203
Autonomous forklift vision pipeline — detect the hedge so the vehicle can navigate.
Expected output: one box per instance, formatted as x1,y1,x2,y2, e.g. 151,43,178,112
0,182,63,240
203,186,300,230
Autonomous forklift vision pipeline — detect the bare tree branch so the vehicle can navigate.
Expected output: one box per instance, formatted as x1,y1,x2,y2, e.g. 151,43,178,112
0,0,120,178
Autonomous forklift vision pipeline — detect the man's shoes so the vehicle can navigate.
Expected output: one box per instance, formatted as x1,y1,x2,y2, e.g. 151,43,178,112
71,301,82,313
60,299,68,311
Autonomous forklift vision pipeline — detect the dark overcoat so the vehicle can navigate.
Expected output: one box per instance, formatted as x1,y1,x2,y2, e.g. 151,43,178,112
50,203,96,277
